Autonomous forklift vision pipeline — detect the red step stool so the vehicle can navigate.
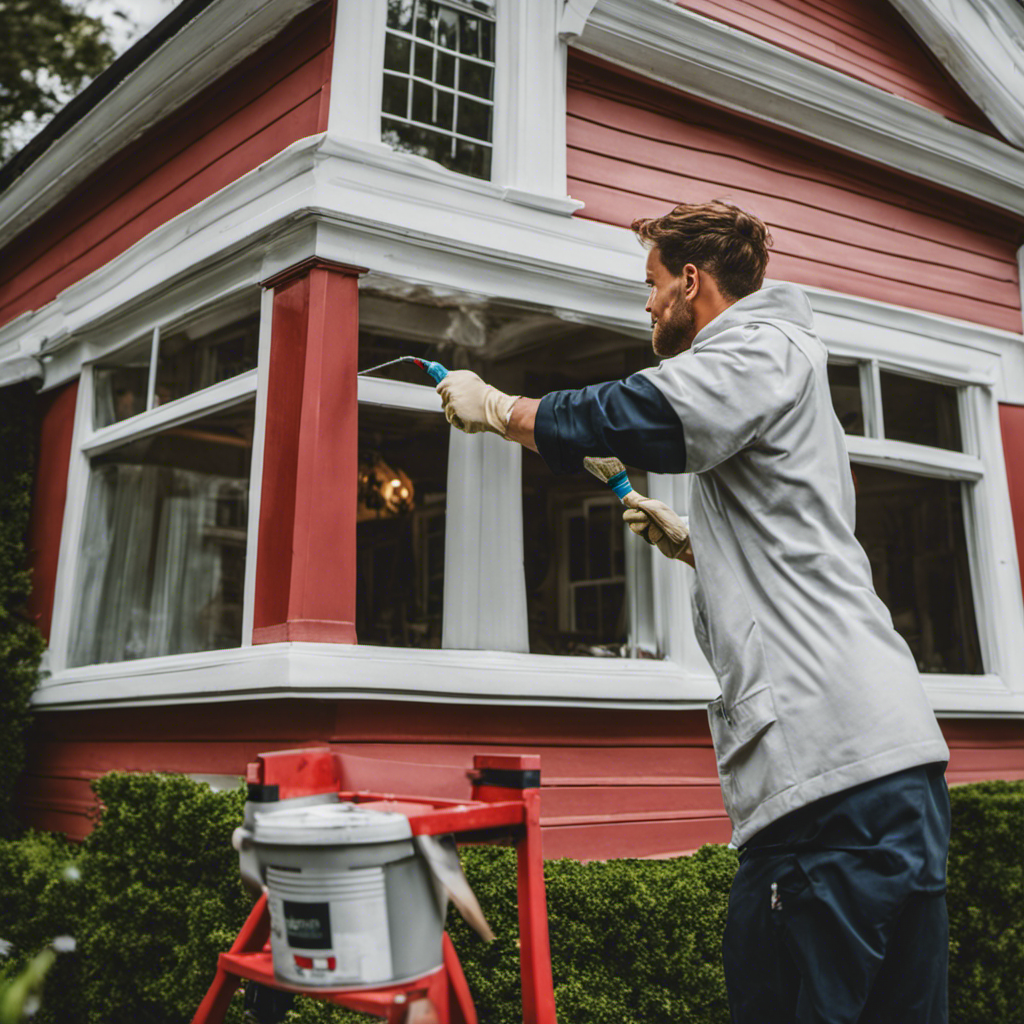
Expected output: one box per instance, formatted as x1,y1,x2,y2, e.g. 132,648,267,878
191,749,558,1024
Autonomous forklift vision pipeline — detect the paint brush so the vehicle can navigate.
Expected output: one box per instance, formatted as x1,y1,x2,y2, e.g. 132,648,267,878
583,455,635,502
358,355,449,383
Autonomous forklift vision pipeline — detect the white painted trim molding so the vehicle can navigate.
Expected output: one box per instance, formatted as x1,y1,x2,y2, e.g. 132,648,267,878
30,641,1023,716
888,0,1024,149
0,0,322,250
573,0,1024,216
31,642,719,711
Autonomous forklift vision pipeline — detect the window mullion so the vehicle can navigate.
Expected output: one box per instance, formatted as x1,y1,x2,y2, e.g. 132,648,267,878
863,359,884,438
81,369,258,457
145,325,160,411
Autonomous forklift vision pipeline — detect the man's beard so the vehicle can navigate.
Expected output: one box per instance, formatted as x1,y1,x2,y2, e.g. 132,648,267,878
651,297,696,358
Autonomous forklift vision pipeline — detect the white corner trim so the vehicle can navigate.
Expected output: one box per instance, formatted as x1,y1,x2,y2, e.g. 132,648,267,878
559,0,600,41
30,641,721,711
575,0,1024,216
0,0,322,250
888,0,1024,149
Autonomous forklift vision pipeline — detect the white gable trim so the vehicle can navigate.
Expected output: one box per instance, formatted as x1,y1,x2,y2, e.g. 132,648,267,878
888,0,1024,149
0,0,321,251
572,0,1024,216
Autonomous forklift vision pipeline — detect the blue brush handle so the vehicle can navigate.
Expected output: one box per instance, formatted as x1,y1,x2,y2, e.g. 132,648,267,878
423,360,448,383
606,468,633,500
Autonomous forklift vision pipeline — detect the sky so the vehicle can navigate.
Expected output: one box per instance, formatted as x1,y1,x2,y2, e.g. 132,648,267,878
82,0,185,55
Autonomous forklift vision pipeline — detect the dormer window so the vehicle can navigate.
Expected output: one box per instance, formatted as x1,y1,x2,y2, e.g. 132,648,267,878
382,0,496,179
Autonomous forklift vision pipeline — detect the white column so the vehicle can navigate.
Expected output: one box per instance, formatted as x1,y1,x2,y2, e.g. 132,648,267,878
647,472,713,677
442,430,529,651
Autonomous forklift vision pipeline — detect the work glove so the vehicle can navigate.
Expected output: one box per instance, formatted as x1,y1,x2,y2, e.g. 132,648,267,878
622,490,692,563
436,370,520,436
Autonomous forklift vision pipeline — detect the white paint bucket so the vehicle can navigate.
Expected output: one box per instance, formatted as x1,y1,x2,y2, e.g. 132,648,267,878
251,802,444,989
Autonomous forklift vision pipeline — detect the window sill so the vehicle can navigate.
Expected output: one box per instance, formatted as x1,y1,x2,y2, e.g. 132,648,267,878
32,642,721,711
32,646,1024,716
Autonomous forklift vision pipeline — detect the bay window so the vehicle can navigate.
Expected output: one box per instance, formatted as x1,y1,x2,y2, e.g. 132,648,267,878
59,292,260,668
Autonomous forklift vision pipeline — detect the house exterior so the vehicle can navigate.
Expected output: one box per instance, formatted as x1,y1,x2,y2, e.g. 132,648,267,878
3,0,1024,859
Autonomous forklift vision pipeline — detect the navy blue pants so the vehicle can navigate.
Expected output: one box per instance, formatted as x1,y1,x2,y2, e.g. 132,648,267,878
723,763,950,1024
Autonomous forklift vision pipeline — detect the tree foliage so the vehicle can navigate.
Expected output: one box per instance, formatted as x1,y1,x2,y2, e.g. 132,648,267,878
0,0,115,160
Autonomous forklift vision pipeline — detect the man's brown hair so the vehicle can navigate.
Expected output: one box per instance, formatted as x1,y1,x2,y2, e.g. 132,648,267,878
632,200,773,300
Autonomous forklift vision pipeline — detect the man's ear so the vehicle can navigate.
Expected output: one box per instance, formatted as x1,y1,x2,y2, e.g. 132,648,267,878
684,264,700,299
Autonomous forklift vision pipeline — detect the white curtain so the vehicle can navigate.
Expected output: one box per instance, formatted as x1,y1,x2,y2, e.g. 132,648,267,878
70,465,242,665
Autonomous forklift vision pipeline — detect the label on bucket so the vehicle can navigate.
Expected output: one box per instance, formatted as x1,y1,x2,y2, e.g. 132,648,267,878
283,901,331,949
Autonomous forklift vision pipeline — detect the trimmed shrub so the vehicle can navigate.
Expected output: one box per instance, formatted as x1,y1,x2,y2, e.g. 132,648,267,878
947,780,1024,1024
0,774,1021,1023
0,382,45,839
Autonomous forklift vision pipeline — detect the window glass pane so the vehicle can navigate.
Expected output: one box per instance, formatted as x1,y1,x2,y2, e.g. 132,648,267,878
93,336,151,428
437,7,459,50
382,73,409,118
453,139,491,179
495,331,658,658
827,362,864,436
382,0,494,180
854,464,981,674
386,0,414,32
384,34,411,73
880,371,962,451
412,82,454,131
70,401,254,666
459,61,492,100
456,96,491,141
356,405,448,648
155,300,260,406
414,42,434,81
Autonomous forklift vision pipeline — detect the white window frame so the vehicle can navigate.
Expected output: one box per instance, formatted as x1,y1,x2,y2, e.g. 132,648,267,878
44,292,262,677
822,320,1024,714
328,0,579,212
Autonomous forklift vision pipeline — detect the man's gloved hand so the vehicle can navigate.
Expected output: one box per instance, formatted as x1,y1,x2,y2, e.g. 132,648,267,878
436,370,520,436
622,491,693,563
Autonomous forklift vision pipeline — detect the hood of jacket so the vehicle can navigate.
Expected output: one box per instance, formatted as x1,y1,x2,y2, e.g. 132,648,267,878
690,283,815,350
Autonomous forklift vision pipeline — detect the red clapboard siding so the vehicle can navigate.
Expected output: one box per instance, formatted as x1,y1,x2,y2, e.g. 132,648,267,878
1000,404,1024,610
0,2,334,330
26,382,78,641
676,0,997,135
19,701,1024,857
567,57,1024,332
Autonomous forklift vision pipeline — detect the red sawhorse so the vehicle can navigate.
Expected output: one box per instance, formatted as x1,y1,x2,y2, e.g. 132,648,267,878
191,748,558,1024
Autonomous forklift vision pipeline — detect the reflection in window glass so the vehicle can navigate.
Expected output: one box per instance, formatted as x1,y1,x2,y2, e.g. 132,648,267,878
522,455,652,657
854,464,981,674
156,311,259,406
356,405,448,648
383,0,495,179
879,371,961,451
70,401,254,666
93,337,152,428
827,362,864,436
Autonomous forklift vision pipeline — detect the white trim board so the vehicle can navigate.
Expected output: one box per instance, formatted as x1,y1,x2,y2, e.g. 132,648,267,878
0,0,323,251
30,641,1024,716
4,134,1021,403
888,0,1024,150
31,642,720,711
572,0,1024,217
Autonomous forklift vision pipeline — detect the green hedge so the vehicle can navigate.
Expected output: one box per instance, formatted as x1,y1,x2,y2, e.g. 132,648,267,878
0,773,1021,1024
0,382,46,839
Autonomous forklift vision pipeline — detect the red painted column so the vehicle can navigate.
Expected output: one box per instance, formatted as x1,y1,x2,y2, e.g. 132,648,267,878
27,381,79,641
1000,404,1024,608
253,258,365,644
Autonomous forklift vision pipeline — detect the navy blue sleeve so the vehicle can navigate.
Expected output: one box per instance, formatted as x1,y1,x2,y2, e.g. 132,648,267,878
533,373,687,475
